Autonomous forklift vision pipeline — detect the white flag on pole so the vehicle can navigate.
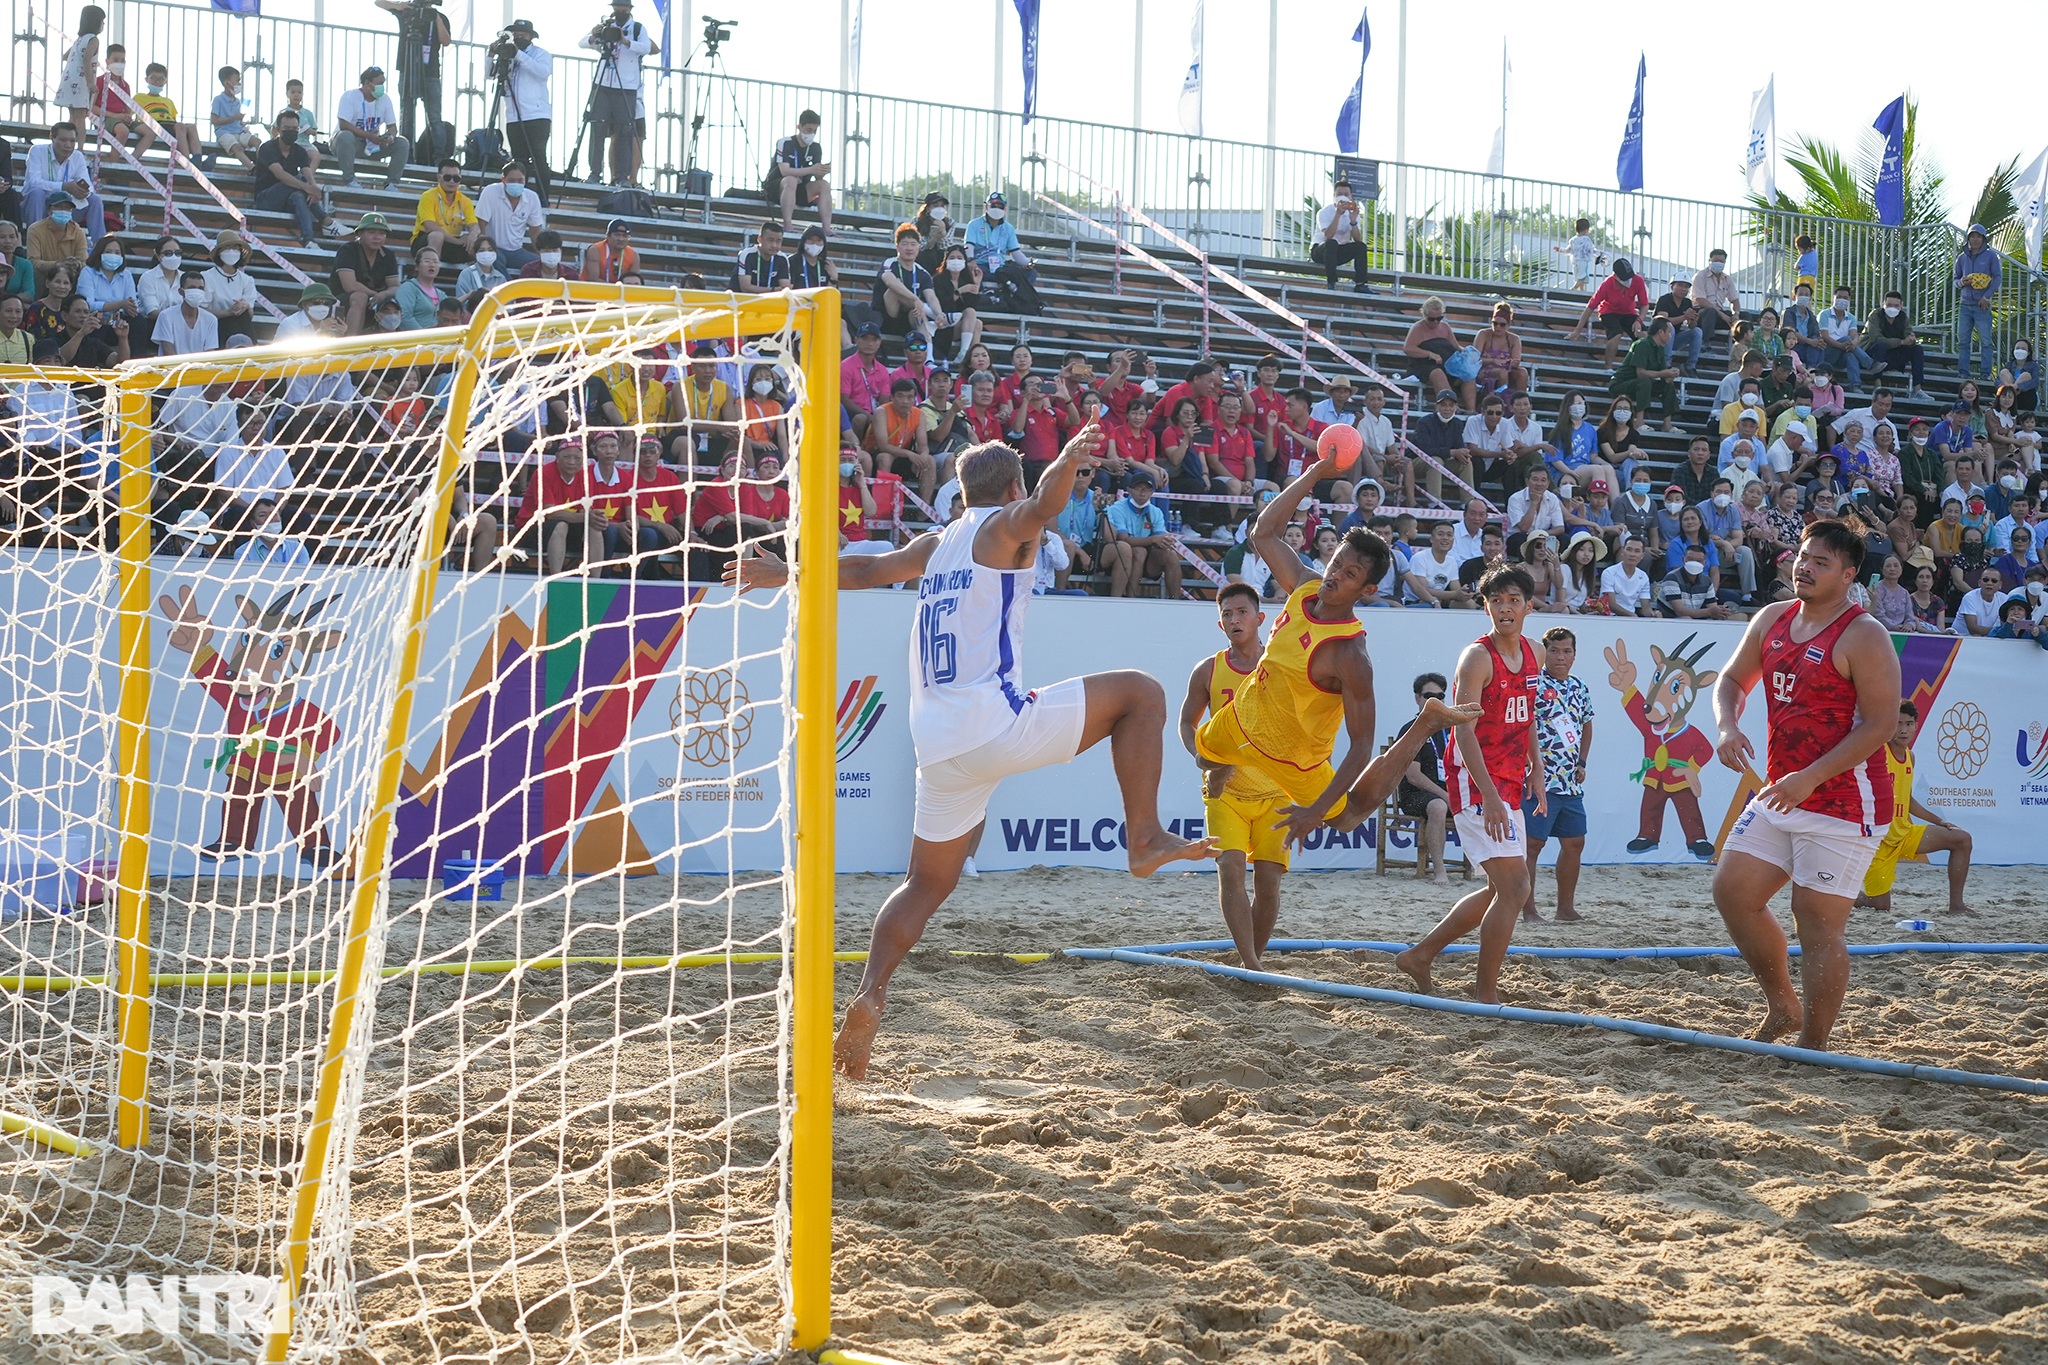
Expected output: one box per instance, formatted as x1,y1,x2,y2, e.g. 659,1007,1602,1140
849,0,864,91
1178,0,1204,137
2019,146,2048,271
1745,78,1777,201
1485,127,1504,178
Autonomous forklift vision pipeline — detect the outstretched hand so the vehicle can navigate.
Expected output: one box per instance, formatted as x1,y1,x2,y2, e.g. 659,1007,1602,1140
723,548,789,595
1057,422,1106,477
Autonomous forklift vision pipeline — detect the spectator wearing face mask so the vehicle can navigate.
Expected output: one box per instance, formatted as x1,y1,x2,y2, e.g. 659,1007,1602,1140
456,236,509,307
518,229,572,281
476,161,546,271
1782,284,1823,369
1997,337,2040,413
252,110,336,249
133,62,203,160
1690,248,1740,347
766,109,832,235
1865,291,1930,399
26,191,88,282
201,229,262,345
963,192,1042,315
153,270,220,356
912,192,954,272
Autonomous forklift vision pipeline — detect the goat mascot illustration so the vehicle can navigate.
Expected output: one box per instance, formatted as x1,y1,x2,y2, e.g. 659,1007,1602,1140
1604,633,1719,859
159,585,344,868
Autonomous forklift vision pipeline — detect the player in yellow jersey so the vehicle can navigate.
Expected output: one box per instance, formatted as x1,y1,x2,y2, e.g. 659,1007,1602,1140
1855,700,1976,916
1180,583,1294,969
1195,451,1478,849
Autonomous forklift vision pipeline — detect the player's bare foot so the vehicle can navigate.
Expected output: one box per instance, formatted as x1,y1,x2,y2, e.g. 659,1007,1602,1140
1430,869,1452,888
1520,906,1544,924
833,992,885,1080
1467,985,1501,1005
1420,697,1486,732
1554,906,1583,922
1947,903,1976,916
1128,830,1215,878
1751,1004,1802,1044
1392,946,1433,993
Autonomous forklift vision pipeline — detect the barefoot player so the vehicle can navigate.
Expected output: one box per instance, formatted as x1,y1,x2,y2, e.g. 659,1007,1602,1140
1855,700,1975,918
1193,452,1480,849
1712,519,1901,1050
1179,583,1289,970
730,428,1215,1079
1395,564,1544,1004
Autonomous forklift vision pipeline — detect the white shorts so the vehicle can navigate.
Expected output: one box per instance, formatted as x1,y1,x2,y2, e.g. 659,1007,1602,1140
1452,804,1526,866
913,677,1088,842
1723,800,1880,897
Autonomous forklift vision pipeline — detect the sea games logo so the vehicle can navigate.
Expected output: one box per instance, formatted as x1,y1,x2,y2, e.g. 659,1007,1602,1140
2019,720,2048,808
836,676,886,799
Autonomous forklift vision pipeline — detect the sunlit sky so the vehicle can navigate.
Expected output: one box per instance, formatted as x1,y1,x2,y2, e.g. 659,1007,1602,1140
146,0,2039,222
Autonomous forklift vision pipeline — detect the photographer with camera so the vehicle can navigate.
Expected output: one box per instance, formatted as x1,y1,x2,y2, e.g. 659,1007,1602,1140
579,0,655,188
490,19,554,204
375,0,451,160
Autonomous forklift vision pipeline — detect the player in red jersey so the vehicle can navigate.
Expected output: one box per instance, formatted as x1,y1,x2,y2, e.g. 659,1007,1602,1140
1395,563,1545,1004
1712,519,1901,1050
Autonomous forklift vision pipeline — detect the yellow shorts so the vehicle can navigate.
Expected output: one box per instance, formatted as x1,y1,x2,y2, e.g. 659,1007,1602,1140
1205,788,1291,869
1861,822,1926,897
1194,704,1346,821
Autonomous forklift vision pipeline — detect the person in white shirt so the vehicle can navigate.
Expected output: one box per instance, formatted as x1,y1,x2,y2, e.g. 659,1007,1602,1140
1505,466,1566,548
232,507,312,568
23,124,106,240
1765,421,1810,482
136,237,187,319
579,0,656,187
1956,566,2012,637
1941,456,1989,511
1839,394,1897,455
1354,384,1402,498
1720,440,1764,500
474,162,547,271
500,20,555,203
152,272,220,357
1404,521,1473,608
333,67,411,189
1690,247,1740,347
1310,374,1358,428
1449,498,1492,562
201,229,263,345
1819,287,1876,388
1501,390,1547,481
274,284,363,412
160,384,239,451
216,407,296,505
1311,178,1371,293
1031,528,1069,595
1599,537,1655,616
1461,394,1514,490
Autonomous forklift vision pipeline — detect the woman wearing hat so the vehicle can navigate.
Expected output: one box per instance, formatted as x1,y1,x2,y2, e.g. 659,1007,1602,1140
1556,529,1606,612
200,228,262,344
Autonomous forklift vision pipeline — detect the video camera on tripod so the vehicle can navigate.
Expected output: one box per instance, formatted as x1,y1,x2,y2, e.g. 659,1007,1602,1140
486,28,518,82
701,16,736,52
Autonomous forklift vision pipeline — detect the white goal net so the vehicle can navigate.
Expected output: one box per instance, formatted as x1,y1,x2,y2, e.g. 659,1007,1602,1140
0,282,832,1364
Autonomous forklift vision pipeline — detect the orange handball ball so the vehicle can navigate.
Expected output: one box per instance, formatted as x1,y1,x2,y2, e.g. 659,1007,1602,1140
1317,422,1364,471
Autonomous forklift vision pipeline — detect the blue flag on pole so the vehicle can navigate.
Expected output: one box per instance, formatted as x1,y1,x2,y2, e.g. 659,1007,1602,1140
210,0,260,13
1014,0,1040,125
649,0,668,71
1616,54,1645,192
1335,9,1369,155
1873,95,1907,226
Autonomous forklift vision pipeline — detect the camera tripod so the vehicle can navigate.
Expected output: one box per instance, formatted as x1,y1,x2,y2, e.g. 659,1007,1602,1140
571,21,629,186
680,22,748,200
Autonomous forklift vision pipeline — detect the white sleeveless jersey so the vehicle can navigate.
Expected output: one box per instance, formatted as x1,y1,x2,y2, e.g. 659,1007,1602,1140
908,506,1035,765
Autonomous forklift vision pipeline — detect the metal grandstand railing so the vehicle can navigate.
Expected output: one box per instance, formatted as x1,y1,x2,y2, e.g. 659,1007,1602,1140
21,0,2048,358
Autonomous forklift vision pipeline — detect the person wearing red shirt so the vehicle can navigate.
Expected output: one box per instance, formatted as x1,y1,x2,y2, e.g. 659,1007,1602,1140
520,440,600,575
1244,355,1289,456
890,334,935,401
1006,373,1064,486
837,452,877,546
1567,259,1652,364
1147,361,1224,436
993,342,1035,411
961,370,1005,445
624,438,688,574
1093,347,1144,424
1210,392,1261,498
691,450,749,581
839,321,893,440
740,451,793,543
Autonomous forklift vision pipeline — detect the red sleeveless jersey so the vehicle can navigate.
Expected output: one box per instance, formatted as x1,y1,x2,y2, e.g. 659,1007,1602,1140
1443,636,1539,812
1758,603,1892,830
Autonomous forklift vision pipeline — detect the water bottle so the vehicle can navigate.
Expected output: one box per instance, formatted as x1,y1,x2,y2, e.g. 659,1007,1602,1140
1167,504,1183,535
1895,919,1932,932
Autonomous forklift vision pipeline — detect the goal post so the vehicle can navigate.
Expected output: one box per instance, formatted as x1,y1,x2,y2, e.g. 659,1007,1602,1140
0,280,842,1363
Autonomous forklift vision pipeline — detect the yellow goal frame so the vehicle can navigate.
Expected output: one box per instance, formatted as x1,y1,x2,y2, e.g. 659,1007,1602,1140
64,280,838,1360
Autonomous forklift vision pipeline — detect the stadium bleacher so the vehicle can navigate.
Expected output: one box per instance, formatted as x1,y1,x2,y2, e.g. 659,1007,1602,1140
0,111,2025,606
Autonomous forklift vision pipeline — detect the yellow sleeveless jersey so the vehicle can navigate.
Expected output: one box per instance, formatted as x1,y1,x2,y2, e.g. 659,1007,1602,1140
1228,578,1363,770
1208,649,1285,803
1884,745,1919,835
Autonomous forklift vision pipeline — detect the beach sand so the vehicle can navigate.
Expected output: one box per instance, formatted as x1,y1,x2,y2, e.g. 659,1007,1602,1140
5,859,2046,1364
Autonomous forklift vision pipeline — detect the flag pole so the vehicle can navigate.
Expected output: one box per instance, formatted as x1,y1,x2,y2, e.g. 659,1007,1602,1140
1394,0,1408,274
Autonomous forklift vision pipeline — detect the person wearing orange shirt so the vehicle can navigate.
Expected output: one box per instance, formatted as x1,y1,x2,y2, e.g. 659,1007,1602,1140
580,218,641,283
740,366,789,466
864,377,934,503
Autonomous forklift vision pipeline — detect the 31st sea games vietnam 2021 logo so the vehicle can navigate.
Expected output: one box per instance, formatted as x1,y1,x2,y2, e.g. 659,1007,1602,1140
836,677,886,799
2020,720,2048,808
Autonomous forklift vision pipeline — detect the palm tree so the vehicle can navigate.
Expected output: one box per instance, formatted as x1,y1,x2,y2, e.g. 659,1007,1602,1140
1741,98,2033,335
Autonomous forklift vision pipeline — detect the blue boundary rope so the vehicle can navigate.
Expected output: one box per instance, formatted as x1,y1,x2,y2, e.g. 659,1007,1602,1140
1065,945,2048,1097
1107,937,2048,960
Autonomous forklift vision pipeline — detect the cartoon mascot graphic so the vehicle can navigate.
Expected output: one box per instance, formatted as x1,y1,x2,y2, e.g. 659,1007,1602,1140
1605,633,1719,859
160,585,344,869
